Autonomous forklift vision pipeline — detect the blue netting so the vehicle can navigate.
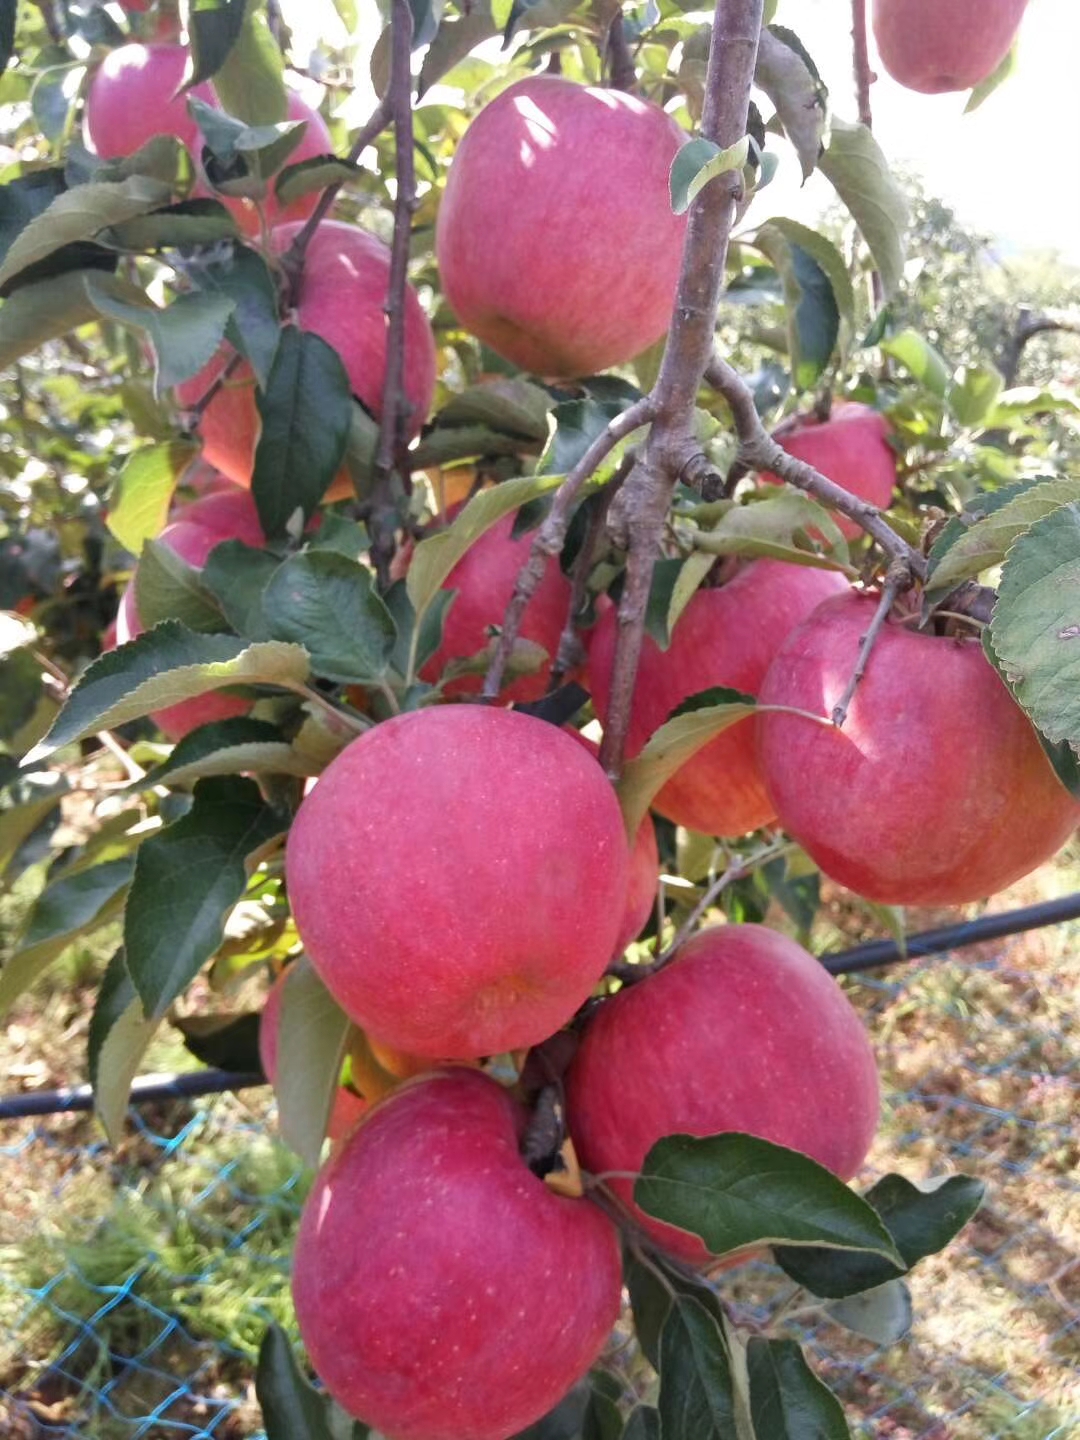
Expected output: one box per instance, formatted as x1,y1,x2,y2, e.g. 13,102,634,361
1,933,1077,1439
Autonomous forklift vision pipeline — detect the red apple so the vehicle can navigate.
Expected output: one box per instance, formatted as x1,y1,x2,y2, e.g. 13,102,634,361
259,968,368,1142
436,75,687,377
757,590,1080,905
419,512,573,703
758,402,897,540
292,1069,622,1440
285,706,630,1058
565,923,880,1265
587,561,849,837
83,44,212,158
175,220,437,496
873,0,1029,94
114,486,265,740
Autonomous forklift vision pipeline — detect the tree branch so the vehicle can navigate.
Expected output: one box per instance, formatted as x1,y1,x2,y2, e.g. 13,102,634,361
704,352,927,579
547,477,621,691
597,0,765,779
830,560,910,727
1000,304,1080,387
850,0,874,128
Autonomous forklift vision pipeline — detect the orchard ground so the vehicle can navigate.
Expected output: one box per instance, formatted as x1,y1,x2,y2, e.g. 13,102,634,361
0,846,1076,1440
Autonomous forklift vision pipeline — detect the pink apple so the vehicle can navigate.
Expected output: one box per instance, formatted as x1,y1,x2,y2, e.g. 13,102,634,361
83,44,212,158
292,1069,623,1440
419,511,573,704
758,402,897,540
756,589,1080,905
587,561,849,836
565,923,880,1265
259,968,367,1142
175,220,437,495
873,0,1030,94
285,706,630,1058
436,75,687,377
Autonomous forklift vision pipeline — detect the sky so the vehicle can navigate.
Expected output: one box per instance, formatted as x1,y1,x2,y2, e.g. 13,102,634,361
282,0,1080,265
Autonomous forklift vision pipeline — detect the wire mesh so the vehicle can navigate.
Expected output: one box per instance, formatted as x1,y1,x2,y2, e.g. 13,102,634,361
1,931,1077,1440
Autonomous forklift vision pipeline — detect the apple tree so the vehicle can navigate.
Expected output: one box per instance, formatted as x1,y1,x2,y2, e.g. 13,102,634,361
2,0,1078,1435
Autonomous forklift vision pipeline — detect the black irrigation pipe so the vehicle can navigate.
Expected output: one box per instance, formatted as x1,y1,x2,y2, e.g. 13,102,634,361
4,893,1080,1122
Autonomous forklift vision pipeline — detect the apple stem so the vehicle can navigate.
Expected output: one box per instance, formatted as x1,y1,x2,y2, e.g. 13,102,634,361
705,351,928,580
481,396,656,699
830,562,910,727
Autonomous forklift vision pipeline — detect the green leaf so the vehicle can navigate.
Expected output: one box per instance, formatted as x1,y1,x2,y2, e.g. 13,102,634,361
538,393,644,477
25,622,310,761
0,857,134,1019
965,42,1017,113
669,136,750,216
755,26,827,179
405,472,563,625
818,118,908,296
200,541,281,640
0,784,67,878
262,552,396,684
0,268,110,367
438,376,553,441
658,1297,738,1440
139,717,315,788
102,198,241,251
667,550,718,640
623,1408,659,1440
0,645,42,741
275,955,353,1167
926,475,1080,596
625,1252,725,1372
636,1134,903,1262
253,328,352,539
106,442,200,555
947,362,1005,429
88,950,161,1145
776,1173,985,1299
275,156,360,209
188,0,249,89
134,538,228,632
85,275,236,395
0,0,16,77
192,245,280,387
825,1280,913,1345
582,1375,623,1440
191,99,307,189
616,698,757,836
879,328,949,397
512,1382,590,1440
754,218,856,351
93,135,188,188
0,176,173,291
746,1338,851,1439
418,6,500,94
257,1323,352,1440
211,2,287,126
175,1010,263,1071
125,775,285,1020
989,501,1080,745
694,492,852,570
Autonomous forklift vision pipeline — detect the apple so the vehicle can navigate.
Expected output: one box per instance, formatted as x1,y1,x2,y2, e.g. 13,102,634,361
757,402,897,540
565,923,880,1265
757,590,1080,905
873,0,1029,94
114,485,265,740
436,75,687,377
83,44,212,158
285,706,630,1058
587,561,849,837
292,1069,622,1440
175,219,437,497
419,511,573,704
259,968,368,1142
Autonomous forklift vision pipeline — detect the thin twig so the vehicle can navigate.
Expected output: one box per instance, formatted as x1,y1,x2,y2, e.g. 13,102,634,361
851,0,874,129
481,396,656,699
705,352,926,578
830,562,910,727
95,730,147,784
184,351,244,424
599,0,765,779
547,471,622,690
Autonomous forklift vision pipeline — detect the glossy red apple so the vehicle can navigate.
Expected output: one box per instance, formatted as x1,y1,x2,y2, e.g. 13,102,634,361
565,923,880,1265
758,402,897,540
436,75,687,377
873,0,1029,94
292,1069,622,1440
176,220,436,497
285,706,630,1058
84,44,212,157
757,590,1080,905
419,511,573,704
114,485,265,740
587,561,849,836
259,968,367,1142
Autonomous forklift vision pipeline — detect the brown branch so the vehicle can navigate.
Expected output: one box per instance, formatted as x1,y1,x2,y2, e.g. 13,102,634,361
481,396,656,699
597,0,764,778
1000,305,1080,387
547,477,621,691
183,350,244,424
830,560,911,727
851,0,874,129
705,352,927,579
605,11,638,92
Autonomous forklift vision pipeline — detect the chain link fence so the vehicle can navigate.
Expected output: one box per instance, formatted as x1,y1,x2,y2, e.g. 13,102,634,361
1,928,1077,1439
